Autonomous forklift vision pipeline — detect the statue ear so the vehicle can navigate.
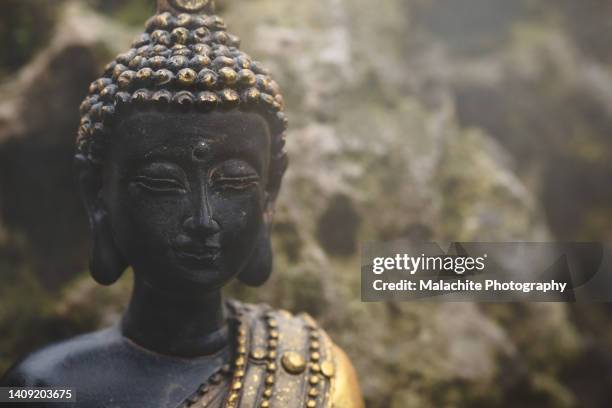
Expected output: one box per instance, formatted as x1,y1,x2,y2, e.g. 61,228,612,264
238,201,274,287
74,155,128,285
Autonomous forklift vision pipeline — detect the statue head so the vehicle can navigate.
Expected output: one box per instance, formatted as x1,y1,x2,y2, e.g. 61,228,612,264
75,0,288,293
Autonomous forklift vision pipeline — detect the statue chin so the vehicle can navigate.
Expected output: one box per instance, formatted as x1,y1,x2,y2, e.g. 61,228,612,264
0,0,364,407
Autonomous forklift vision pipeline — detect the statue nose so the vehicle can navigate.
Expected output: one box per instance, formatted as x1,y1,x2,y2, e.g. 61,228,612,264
183,214,221,235
183,184,221,235
183,188,221,235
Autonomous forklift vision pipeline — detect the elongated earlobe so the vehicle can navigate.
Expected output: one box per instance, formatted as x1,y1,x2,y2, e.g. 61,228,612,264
75,154,127,285
90,204,128,285
238,216,273,287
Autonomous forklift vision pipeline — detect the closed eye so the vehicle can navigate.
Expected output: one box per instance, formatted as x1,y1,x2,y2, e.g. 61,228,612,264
132,176,188,193
212,175,260,190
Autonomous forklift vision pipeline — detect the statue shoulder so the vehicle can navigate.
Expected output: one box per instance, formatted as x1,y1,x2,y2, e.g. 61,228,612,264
327,343,365,408
229,301,365,408
0,327,122,387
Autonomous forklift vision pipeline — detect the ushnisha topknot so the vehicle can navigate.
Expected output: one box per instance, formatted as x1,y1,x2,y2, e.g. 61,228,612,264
76,0,288,190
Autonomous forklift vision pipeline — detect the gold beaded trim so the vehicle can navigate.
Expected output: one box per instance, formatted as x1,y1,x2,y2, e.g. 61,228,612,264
181,363,232,408
224,307,248,408
305,324,323,408
258,310,279,408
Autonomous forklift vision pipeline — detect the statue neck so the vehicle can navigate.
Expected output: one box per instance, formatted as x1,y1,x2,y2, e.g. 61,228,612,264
121,274,229,358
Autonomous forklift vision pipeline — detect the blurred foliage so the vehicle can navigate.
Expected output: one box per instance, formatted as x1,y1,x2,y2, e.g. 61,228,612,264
0,0,155,80
84,0,157,27
414,0,529,55
0,0,62,79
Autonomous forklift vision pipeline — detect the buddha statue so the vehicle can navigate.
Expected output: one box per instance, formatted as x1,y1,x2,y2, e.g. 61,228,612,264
0,0,364,407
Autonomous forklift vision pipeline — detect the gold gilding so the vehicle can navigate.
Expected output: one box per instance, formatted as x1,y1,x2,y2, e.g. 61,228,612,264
170,0,210,12
281,352,306,375
320,361,335,378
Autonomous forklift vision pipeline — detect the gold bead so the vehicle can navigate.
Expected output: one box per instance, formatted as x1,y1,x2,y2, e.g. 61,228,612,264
267,362,277,372
260,93,275,107
269,330,279,339
281,351,306,375
149,56,166,70
265,374,275,385
218,67,237,85
196,91,217,109
263,388,272,398
220,89,239,106
205,15,225,30
250,348,266,360
310,341,320,350
214,31,229,44
235,356,245,367
153,69,174,87
231,381,242,390
197,69,217,89
151,30,171,46
236,56,252,69
177,68,197,86
89,78,107,93
128,55,145,70
171,27,190,45
190,55,210,71
213,56,234,67
307,400,317,408
117,71,135,89
310,352,320,362
260,401,270,408
175,12,193,26
194,27,209,40
192,43,211,55
275,94,285,109
172,0,210,13
310,363,321,373
112,64,127,80
268,339,278,349
268,350,277,360
172,90,194,107
268,80,281,96
267,319,278,328
309,375,319,385
321,361,335,378
237,69,256,87
136,68,153,82
235,369,245,378
243,88,260,103
308,387,319,397
153,13,171,29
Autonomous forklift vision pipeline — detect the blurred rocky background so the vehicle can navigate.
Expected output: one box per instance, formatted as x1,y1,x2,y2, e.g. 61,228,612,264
1,0,611,407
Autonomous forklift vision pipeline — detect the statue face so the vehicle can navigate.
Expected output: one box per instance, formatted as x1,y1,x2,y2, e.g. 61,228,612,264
102,110,271,292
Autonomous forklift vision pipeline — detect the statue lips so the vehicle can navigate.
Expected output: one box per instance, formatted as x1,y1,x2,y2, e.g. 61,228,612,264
172,235,221,268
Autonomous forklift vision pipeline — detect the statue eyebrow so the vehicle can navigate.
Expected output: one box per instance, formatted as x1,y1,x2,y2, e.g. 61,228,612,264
144,146,184,160
140,136,223,161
